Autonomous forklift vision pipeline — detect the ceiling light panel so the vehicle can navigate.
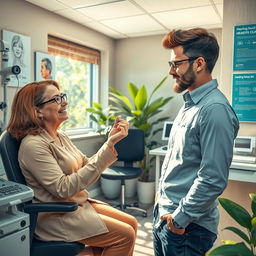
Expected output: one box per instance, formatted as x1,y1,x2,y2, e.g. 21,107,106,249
152,6,221,29
101,15,164,34
133,0,210,13
77,1,143,20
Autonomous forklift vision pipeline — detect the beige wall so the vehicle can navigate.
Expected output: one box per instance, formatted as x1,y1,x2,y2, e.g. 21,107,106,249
216,0,256,245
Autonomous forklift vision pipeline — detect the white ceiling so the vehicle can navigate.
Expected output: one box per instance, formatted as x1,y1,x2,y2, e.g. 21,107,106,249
25,0,223,39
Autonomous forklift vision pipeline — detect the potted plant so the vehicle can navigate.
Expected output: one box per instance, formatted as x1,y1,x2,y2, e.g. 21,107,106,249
207,193,256,256
109,76,173,204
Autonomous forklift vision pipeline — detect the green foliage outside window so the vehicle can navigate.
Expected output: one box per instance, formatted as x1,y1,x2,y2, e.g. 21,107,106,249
54,56,90,130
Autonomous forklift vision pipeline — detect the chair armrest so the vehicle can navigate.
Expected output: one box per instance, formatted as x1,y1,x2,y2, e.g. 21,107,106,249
24,202,78,213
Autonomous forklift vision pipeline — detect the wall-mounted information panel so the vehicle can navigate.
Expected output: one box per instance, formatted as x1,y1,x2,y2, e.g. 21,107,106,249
232,73,256,122
233,24,256,71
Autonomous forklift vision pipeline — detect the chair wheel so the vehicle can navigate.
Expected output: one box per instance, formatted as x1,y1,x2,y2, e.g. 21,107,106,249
142,212,147,217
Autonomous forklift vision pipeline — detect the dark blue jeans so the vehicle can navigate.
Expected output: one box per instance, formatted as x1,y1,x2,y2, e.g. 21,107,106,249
153,205,217,256
153,221,217,256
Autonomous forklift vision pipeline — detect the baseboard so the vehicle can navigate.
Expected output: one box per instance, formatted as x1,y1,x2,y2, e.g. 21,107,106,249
89,187,101,198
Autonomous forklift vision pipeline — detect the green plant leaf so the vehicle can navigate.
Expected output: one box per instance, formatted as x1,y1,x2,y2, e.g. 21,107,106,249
207,242,253,256
128,82,138,101
109,96,132,114
219,198,252,229
144,98,164,116
251,217,256,246
93,102,102,110
135,86,147,110
148,76,168,102
110,87,122,96
223,226,250,244
249,193,256,217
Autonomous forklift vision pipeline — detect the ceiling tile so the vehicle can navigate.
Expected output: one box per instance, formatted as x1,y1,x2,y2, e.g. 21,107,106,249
152,6,222,29
57,0,125,9
213,0,223,4
101,15,164,34
83,21,127,38
133,0,210,12
55,8,93,23
26,0,68,11
216,4,223,19
77,1,143,20
126,29,168,38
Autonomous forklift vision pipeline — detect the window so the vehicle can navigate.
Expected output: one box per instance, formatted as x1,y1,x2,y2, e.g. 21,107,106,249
48,35,100,132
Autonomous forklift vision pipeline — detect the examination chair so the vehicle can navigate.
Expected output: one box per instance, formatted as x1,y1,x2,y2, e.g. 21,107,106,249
101,128,147,217
0,131,85,256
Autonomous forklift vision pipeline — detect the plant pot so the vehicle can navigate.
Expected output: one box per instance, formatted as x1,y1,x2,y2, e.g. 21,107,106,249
100,177,121,200
137,180,155,204
125,178,138,198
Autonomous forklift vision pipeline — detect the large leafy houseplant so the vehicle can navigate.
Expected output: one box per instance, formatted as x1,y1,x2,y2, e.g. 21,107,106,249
109,76,173,181
208,193,256,256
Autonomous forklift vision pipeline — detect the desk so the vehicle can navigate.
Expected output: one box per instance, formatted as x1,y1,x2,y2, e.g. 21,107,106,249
149,146,256,193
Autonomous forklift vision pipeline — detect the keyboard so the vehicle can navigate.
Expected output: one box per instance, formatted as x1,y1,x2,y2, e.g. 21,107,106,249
0,178,33,207
232,155,256,164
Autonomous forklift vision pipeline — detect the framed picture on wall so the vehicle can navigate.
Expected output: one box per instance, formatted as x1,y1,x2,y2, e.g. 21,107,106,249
35,51,55,81
2,29,31,87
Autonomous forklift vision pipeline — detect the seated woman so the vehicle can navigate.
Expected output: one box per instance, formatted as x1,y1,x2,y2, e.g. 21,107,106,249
7,80,137,256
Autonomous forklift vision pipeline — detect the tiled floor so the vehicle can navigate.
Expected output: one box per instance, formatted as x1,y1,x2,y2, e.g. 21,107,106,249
95,194,155,256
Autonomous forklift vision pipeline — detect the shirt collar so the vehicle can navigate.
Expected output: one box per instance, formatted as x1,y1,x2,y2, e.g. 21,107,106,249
183,79,218,105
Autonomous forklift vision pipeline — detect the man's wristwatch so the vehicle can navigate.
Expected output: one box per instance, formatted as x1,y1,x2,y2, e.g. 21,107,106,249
173,220,183,229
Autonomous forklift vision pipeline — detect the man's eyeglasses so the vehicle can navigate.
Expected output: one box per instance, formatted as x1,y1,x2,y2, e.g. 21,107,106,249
37,93,67,107
168,57,199,70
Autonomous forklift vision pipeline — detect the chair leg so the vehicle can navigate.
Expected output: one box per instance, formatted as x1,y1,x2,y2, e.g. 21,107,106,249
113,180,147,217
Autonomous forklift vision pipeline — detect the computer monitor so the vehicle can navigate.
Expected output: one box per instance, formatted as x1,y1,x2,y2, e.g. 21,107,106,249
162,121,173,141
233,136,256,153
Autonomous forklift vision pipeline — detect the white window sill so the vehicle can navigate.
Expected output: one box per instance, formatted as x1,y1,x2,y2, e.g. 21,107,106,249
69,131,103,141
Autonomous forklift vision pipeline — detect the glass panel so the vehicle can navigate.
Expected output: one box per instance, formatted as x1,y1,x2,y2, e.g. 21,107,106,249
55,55,92,130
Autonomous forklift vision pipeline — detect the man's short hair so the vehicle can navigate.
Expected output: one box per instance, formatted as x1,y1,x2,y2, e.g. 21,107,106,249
162,28,219,73
42,58,52,74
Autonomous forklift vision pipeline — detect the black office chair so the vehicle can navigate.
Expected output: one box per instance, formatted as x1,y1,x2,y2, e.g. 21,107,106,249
101,128,147,217
0,131,85,256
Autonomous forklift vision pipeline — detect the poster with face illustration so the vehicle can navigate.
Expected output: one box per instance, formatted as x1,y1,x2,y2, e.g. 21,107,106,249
35,51,55,81
2,29,31,87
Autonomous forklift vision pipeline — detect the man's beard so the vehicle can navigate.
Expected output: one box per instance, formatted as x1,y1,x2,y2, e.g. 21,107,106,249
173,64,196,93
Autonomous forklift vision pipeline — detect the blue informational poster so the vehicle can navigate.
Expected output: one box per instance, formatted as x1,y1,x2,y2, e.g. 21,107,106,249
233,24,256,71
232,73,256,122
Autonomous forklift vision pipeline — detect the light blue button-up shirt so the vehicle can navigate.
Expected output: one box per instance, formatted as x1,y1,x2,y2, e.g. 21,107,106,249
156,79,239,234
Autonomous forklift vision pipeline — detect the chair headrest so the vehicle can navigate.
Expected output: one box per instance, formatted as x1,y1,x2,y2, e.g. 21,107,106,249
0,131,26,184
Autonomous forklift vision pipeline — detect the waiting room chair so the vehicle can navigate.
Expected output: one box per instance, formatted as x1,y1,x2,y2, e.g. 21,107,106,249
101,128,147,217
0,131,85,256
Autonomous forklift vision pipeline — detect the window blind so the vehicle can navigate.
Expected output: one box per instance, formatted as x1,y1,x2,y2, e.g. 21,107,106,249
48,35,100,65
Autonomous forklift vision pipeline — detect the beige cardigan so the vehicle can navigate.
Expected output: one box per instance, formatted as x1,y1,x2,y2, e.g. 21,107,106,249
18,130,117,242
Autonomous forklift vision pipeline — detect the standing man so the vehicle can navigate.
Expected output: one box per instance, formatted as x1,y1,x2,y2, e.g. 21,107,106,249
153,28,239,256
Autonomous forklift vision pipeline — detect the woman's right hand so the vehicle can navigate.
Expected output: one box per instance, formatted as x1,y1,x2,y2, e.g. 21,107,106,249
107,117,129,148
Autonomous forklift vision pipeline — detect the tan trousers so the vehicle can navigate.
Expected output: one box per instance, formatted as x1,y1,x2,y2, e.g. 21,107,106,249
78,202,138,256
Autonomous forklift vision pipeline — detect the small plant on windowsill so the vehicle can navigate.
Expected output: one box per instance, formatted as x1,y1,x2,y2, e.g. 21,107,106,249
86,102,116,139
207,193,256,256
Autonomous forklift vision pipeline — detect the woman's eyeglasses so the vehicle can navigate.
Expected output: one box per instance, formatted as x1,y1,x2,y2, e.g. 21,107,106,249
168,57,199,70
36,93,67,107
